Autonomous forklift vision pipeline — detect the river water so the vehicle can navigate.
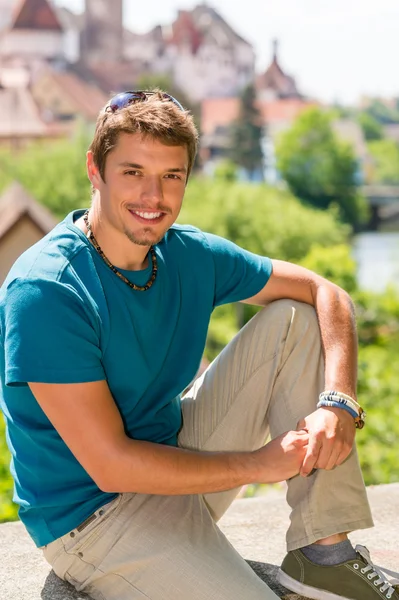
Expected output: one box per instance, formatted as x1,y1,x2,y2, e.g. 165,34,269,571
353,231,399,292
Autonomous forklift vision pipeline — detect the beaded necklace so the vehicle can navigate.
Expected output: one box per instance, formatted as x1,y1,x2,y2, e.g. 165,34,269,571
83,210,158,292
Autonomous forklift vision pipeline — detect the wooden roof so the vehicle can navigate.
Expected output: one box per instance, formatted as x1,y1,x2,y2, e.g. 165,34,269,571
0,181,57,241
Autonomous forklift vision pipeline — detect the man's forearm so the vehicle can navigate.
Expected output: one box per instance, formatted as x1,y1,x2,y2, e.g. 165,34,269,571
97,429,309,495
99,438,259,494
315,283,358,398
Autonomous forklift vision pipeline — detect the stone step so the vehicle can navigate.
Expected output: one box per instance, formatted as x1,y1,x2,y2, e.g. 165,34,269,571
0,483,398,599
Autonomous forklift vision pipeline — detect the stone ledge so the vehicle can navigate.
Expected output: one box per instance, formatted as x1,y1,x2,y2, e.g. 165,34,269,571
0,483,398,600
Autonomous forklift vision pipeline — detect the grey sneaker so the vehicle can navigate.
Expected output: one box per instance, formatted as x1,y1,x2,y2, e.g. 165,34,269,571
277,544,399,600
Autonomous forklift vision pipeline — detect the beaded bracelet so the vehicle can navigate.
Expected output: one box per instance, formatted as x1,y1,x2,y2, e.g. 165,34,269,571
318,390,366,429
317,399,359,419
319,392,360,417
319,390,360,406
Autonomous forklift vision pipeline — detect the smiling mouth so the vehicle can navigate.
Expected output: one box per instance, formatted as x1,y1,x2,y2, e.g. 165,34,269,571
128,209,166,224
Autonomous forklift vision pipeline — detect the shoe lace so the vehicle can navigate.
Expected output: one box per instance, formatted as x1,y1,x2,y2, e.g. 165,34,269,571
356,545,399,598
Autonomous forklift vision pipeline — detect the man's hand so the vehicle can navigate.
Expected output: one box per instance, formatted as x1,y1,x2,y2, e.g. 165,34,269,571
254,430,310,483
297,406,356,477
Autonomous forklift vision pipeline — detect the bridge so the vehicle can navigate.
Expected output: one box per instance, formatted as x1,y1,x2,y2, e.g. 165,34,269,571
361,185,399,229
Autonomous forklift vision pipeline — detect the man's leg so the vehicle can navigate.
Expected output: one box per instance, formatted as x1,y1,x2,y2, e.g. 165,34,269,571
180,300,398,600
43,492,278,600
179,299,373,545
42,300,375,600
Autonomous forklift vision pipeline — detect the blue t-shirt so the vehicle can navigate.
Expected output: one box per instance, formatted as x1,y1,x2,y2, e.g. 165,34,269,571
0,209,272,547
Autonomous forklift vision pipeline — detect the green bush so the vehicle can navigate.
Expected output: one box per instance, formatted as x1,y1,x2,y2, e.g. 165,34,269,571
180,179,350,262
0,132,91,220
0,416,17,523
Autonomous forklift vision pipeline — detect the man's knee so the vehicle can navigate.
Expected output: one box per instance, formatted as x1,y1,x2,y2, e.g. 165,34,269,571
254,299,317,329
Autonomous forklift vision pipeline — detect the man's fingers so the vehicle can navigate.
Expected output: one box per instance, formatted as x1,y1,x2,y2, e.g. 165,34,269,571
300,437,321,476
324,447,342,471
335,444,353,467
296,418,307,431
323,435,353,469
314,438,337,469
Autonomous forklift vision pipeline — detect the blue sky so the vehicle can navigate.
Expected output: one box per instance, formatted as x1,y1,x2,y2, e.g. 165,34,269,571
55,0,399,105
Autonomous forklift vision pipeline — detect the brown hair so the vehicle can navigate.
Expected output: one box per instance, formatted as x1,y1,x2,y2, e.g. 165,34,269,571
89,91,199,183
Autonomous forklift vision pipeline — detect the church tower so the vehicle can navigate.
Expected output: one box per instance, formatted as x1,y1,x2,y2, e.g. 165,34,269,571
82,0,124,64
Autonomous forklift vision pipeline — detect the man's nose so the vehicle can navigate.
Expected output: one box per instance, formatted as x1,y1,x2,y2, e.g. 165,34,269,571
140,176,164,203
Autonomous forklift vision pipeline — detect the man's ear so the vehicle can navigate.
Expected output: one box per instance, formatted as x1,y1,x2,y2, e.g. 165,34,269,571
87,151,103,190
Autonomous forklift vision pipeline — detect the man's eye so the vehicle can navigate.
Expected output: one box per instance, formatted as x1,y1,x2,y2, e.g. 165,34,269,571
125,170,140,176
165,174,180,180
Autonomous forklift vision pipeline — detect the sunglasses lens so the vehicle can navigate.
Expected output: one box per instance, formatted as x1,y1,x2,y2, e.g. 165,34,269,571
108,92,144,112
107,91,184,113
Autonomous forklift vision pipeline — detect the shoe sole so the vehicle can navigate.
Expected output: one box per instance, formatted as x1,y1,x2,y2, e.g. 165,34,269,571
277,569,352,600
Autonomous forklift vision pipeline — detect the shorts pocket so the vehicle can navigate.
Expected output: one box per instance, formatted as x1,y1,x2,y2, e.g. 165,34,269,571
64,494,124,558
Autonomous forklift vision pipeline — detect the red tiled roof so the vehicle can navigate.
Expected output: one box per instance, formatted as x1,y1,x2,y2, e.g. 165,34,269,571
11,0,63,31
258,98,315,122
201,98,240,135
45,70,108,121
170,10,203,53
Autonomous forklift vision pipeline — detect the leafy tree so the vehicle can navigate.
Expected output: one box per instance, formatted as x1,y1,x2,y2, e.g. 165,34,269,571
295,243,399,486
229,84,264,179
367,139,399,184
0,132,90,220
213,159,238,182
179,178,350,359
276,107,367,228
357,112,383,141
179,179,349,262
300,244,358,294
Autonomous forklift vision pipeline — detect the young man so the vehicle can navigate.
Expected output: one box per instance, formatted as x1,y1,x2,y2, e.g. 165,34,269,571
0,91,397,600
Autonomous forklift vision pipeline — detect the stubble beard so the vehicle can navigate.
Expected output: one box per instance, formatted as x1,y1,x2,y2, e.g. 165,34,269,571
123,225,166,247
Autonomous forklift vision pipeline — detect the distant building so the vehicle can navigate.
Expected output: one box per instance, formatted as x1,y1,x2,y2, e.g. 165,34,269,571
0,1,109,145
201,44,313,182
31,66,108,126
124,4,255,102
0,82,61,148
0,0,320,174
0,1,255,102
256,40,301,102
0,0,64,62
81,0,124,64
0,181,57,285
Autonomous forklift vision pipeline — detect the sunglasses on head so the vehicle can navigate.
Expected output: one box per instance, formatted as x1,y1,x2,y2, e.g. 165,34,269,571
106,91,185,113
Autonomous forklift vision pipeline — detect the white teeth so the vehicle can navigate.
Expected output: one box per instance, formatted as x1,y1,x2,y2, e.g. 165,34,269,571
133,211,162,220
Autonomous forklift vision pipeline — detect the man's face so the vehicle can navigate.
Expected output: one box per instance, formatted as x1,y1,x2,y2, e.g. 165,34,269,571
88,132,188,247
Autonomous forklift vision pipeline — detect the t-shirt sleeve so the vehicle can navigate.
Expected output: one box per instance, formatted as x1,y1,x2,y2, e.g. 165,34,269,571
3,278,105,386
202,233,273,307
